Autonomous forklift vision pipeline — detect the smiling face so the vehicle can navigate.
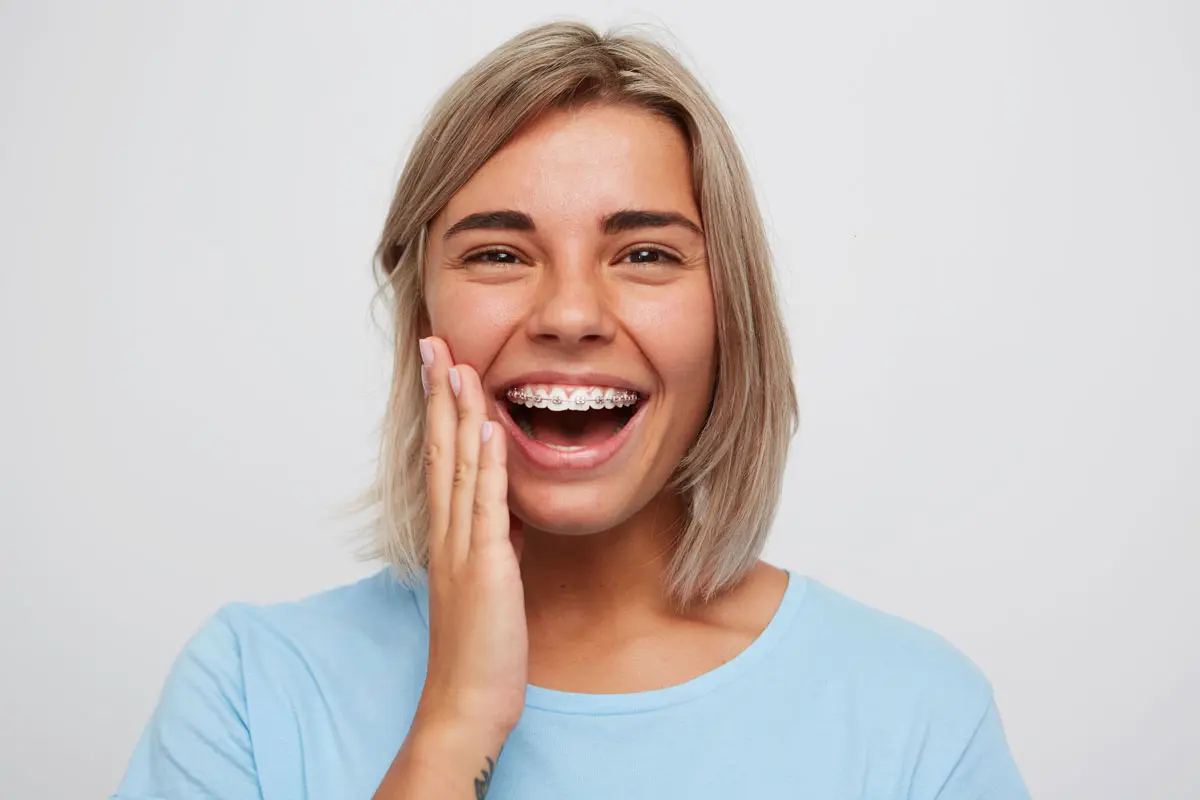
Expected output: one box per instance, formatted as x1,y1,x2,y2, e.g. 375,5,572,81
424,103,717,535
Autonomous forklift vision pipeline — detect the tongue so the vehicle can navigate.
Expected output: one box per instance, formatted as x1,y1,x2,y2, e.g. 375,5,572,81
528,408,624,447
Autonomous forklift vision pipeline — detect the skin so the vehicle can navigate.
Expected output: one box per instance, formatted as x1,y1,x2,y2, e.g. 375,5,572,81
374,103,789,799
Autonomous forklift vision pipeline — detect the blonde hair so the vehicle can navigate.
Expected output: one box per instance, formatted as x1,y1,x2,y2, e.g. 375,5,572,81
343,20,798,607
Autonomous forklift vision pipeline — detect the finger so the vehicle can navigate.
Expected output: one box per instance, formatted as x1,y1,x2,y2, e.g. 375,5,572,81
422,336,456,561
472,417,510,551
508,511,525,563
447,362,486,564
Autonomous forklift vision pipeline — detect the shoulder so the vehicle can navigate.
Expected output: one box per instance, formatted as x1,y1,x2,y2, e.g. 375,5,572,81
115,571,428,797
791,576,993,703
780,574,999,760
779,577,1027,795
209,567,429,668
142,569,427,758
782,578,1027,796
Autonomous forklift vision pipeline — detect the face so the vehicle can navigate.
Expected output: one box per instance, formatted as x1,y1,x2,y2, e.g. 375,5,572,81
424,103,717,535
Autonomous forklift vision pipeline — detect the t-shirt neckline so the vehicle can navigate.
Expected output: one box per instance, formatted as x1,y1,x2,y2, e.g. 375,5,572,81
406,567,808,716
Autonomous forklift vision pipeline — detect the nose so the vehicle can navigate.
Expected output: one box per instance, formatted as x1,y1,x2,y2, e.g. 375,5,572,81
525,259,617,348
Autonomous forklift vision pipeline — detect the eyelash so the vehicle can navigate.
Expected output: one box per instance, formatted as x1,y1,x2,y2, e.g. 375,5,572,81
461,246,682,266
461,247,525,266
620,247,682,265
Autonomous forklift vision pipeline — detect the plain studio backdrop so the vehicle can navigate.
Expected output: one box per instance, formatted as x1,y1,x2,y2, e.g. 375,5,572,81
1,1,1197,797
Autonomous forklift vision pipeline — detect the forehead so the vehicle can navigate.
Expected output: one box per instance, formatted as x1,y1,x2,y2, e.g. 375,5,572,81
435,104,697,231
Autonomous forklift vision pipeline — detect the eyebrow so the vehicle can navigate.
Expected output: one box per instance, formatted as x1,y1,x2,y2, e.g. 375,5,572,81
443,210,535,240
441,208,704,240
603,209,703,237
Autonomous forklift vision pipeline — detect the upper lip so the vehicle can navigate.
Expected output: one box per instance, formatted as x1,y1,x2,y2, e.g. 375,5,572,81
493,371,649,397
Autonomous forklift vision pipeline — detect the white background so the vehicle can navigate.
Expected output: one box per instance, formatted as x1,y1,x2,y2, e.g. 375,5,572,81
2,1,1197,797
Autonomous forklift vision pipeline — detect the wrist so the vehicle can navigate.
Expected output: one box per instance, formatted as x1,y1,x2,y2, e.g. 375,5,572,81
374,710,511,799
409,707,512,763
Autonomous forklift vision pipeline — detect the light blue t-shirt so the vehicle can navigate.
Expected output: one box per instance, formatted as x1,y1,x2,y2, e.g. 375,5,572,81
114,568,1029,799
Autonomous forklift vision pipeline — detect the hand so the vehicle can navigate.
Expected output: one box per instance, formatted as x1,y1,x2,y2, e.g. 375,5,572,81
414,336,528,738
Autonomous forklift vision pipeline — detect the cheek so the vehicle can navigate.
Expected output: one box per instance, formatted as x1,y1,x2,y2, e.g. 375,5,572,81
426,282,524,366
622,280,717,394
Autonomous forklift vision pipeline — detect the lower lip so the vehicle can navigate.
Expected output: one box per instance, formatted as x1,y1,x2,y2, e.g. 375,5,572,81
493,398,648,471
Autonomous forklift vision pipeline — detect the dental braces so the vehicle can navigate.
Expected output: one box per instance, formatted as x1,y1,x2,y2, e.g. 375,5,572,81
505,387,640,410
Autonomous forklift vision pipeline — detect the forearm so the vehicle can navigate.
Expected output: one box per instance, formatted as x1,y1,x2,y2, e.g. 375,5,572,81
373,715,509,799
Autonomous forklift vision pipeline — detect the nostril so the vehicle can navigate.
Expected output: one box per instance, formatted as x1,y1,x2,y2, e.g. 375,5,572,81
525,296,618,344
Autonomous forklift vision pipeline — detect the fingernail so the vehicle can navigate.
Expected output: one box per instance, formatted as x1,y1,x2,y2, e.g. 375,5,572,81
420,365,429,397
481,421,494,443
448,367,461,396
418,338,433,366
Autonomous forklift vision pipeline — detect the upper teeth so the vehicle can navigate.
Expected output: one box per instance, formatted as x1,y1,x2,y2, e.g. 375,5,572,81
505,384,640,411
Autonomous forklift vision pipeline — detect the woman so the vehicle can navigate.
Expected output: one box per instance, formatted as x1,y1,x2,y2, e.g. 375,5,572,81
114,21,1029,799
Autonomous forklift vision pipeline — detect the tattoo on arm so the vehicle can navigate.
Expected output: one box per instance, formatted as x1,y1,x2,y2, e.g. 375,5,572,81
474,755,496,799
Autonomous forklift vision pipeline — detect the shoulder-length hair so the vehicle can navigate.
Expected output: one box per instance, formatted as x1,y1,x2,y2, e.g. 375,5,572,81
342,20,798,608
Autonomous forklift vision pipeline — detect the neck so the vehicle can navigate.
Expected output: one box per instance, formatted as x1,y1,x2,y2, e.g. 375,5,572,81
518,491,686,625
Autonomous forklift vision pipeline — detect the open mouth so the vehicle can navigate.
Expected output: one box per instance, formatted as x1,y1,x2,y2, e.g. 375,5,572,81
502,385,643,452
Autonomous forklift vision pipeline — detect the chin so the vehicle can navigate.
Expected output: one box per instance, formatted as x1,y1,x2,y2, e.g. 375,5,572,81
509,480,649,536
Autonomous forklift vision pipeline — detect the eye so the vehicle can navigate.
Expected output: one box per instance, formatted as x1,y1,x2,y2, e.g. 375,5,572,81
463,248,525,265
620,246,681,265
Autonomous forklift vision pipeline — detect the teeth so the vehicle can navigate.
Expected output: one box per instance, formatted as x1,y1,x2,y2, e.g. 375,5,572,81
504,384,640,411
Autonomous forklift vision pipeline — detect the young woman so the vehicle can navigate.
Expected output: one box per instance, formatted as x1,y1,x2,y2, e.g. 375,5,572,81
114,21,1029,800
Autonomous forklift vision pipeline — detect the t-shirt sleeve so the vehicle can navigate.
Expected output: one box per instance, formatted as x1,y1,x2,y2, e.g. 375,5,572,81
112,607,263,800
933,698,1030,800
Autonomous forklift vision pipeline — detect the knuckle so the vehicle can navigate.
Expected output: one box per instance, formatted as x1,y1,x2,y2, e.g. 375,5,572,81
472,494,491,525
452,459,475,488
423,442,441,471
